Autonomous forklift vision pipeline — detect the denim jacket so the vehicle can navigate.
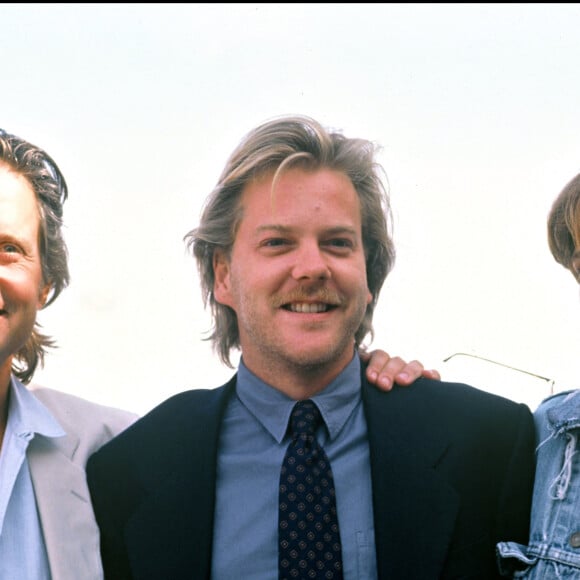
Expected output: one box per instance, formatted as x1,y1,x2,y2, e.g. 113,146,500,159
497,389,580,578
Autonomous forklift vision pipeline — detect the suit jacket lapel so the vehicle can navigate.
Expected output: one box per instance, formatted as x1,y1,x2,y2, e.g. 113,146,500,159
362,379,459,579
125,380,235,580
28,431,104,580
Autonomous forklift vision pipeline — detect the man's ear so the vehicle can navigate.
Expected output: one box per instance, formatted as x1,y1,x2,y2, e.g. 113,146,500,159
38,283,52,309
213,249,234,308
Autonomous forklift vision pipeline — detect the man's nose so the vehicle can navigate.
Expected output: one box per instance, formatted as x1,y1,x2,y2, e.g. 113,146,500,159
291,243,331,281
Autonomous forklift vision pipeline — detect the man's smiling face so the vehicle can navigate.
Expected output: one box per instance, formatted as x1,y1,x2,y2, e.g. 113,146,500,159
0,163,50,377
213,166,371,382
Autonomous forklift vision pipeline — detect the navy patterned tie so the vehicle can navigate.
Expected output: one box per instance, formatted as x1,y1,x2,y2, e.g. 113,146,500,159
278,399,343,579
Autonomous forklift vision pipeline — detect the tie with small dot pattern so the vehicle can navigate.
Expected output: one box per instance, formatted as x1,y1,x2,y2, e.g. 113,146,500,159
278,399,343,580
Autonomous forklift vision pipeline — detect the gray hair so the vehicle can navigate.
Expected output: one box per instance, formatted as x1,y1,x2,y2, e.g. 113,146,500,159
185,115,395,367
0,129,69,383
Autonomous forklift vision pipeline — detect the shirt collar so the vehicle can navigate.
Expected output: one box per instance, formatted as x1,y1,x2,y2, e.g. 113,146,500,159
236,352,361,444
7,377,65,440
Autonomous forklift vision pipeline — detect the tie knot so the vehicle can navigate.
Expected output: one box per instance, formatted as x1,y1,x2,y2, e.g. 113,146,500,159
289,399,322,439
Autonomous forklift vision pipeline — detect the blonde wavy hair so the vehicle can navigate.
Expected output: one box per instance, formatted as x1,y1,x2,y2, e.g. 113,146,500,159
185,115,395,367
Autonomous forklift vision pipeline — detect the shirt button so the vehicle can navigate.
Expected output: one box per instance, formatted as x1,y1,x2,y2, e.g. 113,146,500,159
569,532,580,548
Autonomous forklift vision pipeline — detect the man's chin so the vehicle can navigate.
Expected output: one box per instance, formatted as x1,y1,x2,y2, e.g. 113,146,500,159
283,345,352,372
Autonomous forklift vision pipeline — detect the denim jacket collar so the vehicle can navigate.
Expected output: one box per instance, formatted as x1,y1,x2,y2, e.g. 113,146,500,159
547,390,580,435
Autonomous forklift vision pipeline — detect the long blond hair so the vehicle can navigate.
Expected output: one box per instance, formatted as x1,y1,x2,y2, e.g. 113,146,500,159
185,115,395,367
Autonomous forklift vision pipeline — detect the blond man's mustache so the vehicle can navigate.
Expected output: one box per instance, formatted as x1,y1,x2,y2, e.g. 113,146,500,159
271,287,343,308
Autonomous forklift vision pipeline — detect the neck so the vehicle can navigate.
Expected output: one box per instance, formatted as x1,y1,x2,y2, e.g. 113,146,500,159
242,350,355,400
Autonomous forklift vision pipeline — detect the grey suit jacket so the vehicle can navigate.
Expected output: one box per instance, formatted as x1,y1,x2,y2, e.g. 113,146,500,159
27,384,138,580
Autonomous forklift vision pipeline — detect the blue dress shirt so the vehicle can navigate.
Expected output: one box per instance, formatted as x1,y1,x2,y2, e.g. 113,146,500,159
0,377,65,580
211,353,378,579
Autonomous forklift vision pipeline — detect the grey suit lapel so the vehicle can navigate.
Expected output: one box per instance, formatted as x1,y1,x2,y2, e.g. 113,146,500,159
28,433,104,580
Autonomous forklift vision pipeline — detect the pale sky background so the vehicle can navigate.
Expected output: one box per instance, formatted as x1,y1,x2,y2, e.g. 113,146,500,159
2,3,579,416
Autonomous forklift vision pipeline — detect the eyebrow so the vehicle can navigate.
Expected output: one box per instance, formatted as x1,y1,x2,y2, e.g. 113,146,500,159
0,233,27,246
255,224,358,236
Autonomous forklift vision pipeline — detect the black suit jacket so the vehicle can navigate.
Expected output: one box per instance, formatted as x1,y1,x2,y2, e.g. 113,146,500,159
87,366,535,579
